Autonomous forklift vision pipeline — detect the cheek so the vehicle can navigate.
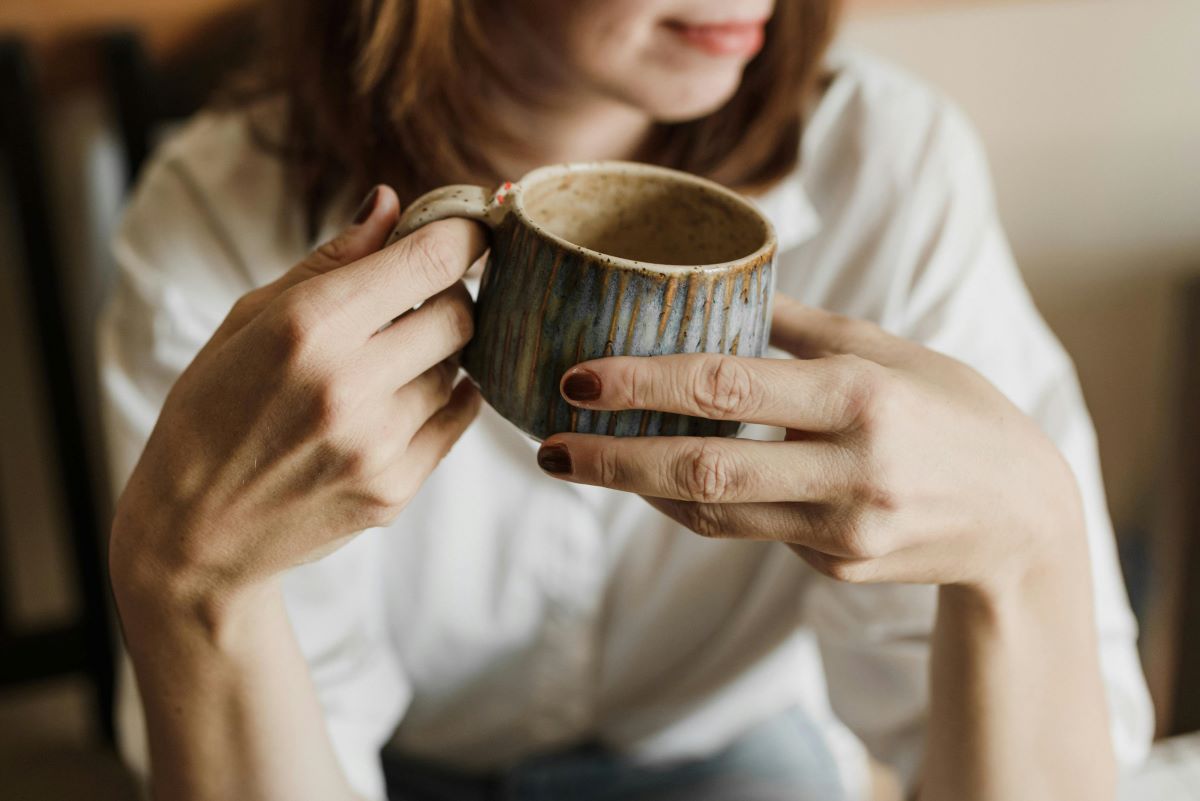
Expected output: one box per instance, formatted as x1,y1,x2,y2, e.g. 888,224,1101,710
566,4,657,75
558,1,750,121
637,53,748,120
593,44,749,122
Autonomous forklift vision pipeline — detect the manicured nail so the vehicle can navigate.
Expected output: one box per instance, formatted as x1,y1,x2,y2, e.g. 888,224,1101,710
352,186,380,224
537,443,573,475
562,369,601,402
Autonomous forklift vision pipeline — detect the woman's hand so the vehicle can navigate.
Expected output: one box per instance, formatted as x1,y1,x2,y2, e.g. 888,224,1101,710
535,293,1084,595
109,187,485,801
537,294,1117,801
110,186,485,624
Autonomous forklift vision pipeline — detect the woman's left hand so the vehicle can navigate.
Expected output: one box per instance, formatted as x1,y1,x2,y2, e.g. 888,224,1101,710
536,294,1085,595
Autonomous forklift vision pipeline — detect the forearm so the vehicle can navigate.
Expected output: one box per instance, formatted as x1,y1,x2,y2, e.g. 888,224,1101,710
115,569,362,801
920,538,1115,801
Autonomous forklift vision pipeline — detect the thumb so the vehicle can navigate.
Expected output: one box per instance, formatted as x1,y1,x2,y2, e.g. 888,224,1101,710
280,184,401,288
215,185,401,340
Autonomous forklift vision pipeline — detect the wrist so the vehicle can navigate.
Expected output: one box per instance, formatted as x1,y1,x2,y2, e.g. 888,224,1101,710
114,567,279,667
944,510,1092,634
110,496,269,651
967,438,1090,602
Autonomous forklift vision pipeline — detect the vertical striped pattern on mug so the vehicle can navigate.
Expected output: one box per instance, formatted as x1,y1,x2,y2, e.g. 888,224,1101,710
462,217,776,441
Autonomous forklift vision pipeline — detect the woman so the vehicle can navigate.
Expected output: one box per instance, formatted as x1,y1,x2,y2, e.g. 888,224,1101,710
100,1,1152,799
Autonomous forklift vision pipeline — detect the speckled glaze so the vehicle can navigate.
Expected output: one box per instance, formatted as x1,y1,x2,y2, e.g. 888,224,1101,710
393,162,777,441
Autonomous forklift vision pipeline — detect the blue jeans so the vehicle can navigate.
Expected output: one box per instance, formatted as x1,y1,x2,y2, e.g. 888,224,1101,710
382,708,845,801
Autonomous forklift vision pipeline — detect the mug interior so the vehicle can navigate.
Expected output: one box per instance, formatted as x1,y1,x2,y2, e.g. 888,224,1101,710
518,165,769,268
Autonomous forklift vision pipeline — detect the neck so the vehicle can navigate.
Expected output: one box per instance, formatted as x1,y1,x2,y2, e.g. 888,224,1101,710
481,5,654,179
489,95,654,179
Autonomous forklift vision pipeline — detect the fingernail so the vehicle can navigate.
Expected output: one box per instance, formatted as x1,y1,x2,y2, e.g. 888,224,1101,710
352,186,380,224
537,443,572,475
562,369,601,402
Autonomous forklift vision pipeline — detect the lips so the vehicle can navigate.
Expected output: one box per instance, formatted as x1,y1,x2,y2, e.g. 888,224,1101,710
663,18,767,58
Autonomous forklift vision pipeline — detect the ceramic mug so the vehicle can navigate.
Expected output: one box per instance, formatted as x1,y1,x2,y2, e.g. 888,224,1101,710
389,161,777,441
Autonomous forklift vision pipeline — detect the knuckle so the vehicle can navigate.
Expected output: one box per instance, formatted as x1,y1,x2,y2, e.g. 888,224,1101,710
622,359,651,409
339,447,371,481
823,556,871,584
803,540,874,582
830,354,884,428
403,226,462,290
432,361,456,399
434,288,475,345
845,462,898,513
837,518,883,560
864,478,899,514
172,530,214,573
678,441,735,503
312,233,354,269
366,503,403,528
693,356,756,419
683,502,730,539
341,443,395,495
272,289,326,362
310,376,358,437
354,498,401,531
229,286,271,323
364,475,414,517
365,447,396,482
596,444,622,489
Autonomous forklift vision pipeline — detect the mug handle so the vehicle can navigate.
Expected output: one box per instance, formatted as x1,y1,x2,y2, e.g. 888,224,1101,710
385,183,512,246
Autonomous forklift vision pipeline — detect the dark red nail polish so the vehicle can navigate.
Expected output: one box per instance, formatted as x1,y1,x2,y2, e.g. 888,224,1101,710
352,187,380,224
537,444,573,475
562,369,601,402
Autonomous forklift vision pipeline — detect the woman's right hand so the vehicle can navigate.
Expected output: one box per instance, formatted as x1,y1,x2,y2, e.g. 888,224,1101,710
110,185,485,628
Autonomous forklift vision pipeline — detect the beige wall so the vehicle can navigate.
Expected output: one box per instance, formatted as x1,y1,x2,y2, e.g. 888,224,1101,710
844,0,1200,526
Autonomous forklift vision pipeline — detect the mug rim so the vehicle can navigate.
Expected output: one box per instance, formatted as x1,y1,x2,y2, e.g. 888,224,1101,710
507,161,777,275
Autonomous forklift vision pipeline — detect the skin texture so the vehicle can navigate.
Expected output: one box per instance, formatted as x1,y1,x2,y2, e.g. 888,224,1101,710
111,2,1117,800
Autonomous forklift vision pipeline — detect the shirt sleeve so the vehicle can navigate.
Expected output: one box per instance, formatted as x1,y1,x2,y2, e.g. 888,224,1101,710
98,136,409,801
802,98,1155,790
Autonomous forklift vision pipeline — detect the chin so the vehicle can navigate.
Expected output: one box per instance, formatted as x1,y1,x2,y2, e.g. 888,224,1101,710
630,68,746,123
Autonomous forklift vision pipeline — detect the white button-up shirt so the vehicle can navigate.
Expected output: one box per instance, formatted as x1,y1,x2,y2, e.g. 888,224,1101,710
99,50,1153,801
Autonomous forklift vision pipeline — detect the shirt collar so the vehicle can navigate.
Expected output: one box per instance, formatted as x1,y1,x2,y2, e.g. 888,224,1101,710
751,171,821,255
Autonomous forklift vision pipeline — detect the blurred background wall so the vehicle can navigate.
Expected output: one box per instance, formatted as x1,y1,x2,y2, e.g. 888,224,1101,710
0,0,1197,797
843,0,1200,729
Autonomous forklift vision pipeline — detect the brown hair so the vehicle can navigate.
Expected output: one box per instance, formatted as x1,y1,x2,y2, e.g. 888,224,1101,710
240,0,841,234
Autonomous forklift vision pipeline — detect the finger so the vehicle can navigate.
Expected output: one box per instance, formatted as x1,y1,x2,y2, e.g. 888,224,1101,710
390,360,457,444
364,281,474,389
536,433,851,503
403,378,482,478
786,543,882,584
769,293,889,361
560,353,878,431
642,495,804,541
307,217,488,339
211,186,401,343
644,497,880,561
274,185,402,292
